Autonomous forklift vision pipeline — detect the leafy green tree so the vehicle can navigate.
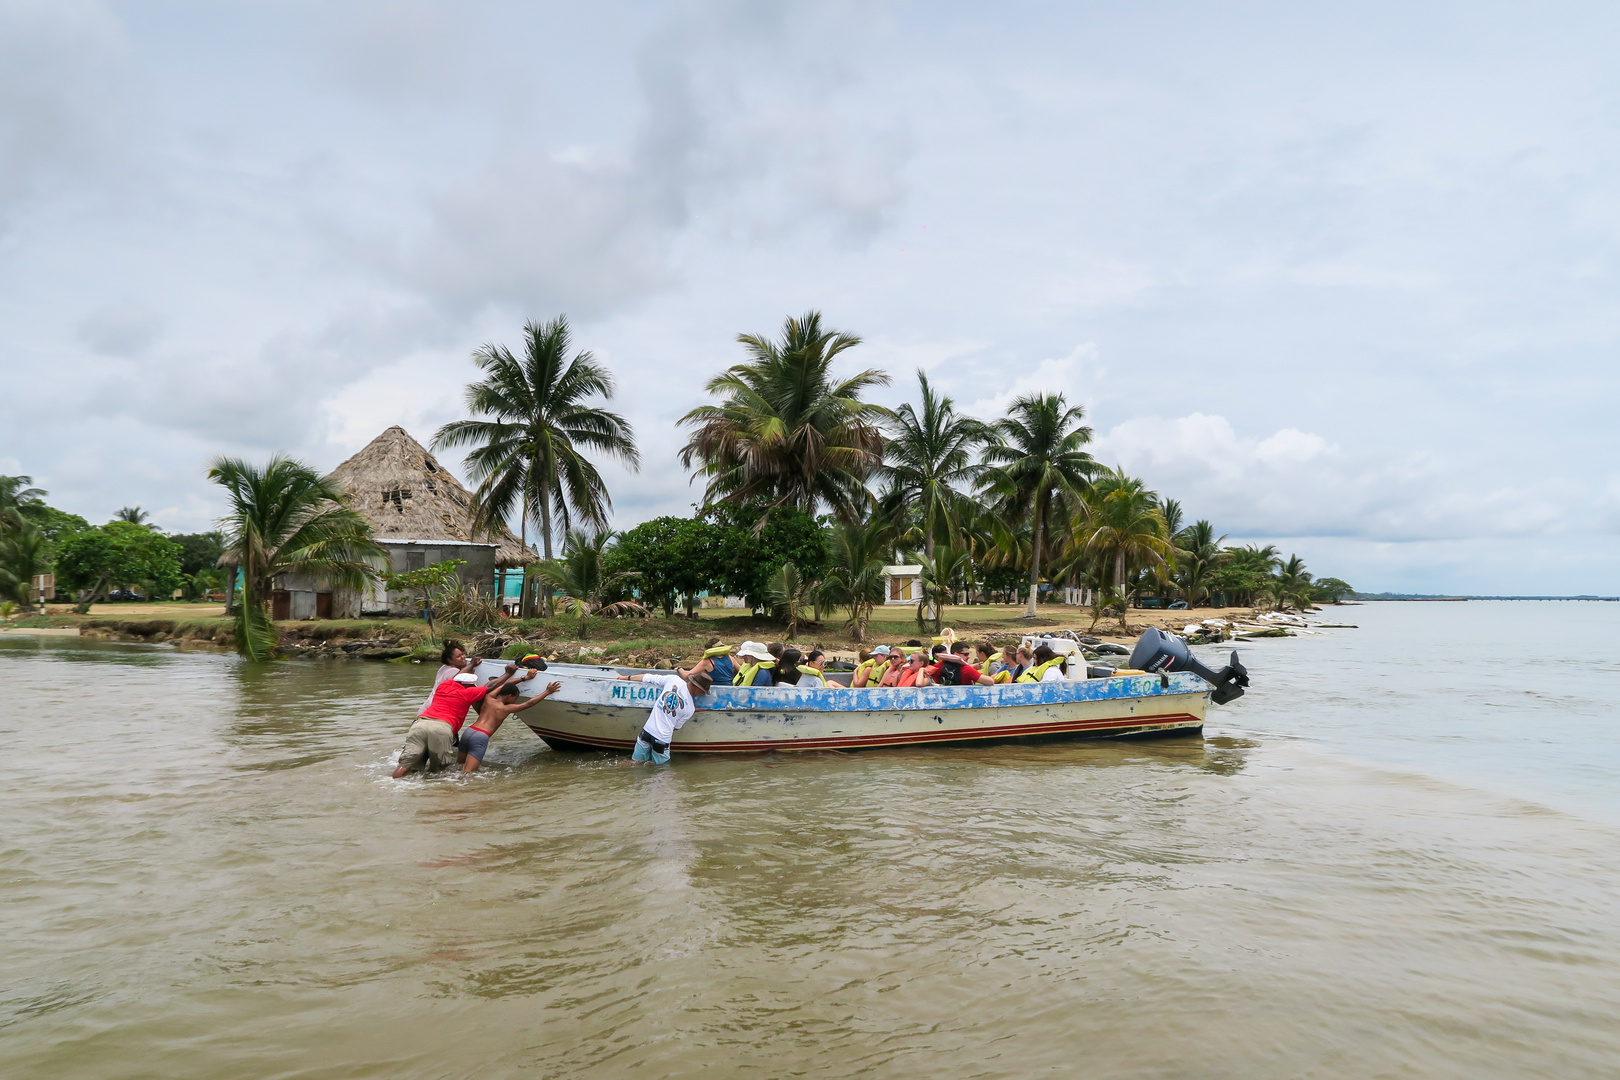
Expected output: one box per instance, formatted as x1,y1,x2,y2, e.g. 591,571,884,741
1209,544,1279,607
208,455,384,661
382,559,466,641
612,516,723,617
54,522,185,613
706,505,830,612
1311,576,1355,604
170,531,226,577
433,316,640,616
979,393,1100,618
679,310,889,524
531,529,643,638
0,522,51,604
881,371,987,558
34,506,90,548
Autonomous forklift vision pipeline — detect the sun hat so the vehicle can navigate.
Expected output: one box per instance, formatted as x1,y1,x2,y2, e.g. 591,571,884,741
738,640,772,660
452,672,479,685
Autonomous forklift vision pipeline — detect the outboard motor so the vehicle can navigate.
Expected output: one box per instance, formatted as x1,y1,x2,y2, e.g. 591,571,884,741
1128,627,1249,705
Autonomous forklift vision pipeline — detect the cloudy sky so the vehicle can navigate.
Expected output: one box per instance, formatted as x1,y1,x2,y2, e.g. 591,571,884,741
3,0,1617,594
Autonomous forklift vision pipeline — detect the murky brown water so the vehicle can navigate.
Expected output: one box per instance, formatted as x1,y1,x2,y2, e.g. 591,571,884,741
5,617,1620,1078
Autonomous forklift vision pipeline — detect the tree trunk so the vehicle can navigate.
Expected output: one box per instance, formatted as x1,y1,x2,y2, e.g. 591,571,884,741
1024,497,1044,618
538,496,555,618
518,492,532,619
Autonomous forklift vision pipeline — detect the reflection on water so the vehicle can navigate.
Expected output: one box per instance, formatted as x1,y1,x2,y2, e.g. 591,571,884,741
4,621,1620,1078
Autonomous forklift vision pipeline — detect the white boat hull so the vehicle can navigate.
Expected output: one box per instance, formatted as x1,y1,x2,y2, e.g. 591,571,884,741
478,662,1209,754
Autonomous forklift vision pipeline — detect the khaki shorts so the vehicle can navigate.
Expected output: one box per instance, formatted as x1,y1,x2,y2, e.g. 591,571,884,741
398,718,457,773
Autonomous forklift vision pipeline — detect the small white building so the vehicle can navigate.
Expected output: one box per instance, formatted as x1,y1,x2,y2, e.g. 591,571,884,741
881,564,923,605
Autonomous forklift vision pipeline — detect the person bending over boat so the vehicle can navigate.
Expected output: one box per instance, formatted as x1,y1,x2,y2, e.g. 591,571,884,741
732,641,776,686
393,662,521,778
459,676,563,772
420,640,481,713
616,666,714,764
851,645,893,687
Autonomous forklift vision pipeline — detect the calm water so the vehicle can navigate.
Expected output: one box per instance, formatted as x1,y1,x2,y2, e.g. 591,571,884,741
3,601,1619,1078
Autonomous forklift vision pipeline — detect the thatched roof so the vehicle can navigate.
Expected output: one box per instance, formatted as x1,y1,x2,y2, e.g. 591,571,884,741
325,426,537,568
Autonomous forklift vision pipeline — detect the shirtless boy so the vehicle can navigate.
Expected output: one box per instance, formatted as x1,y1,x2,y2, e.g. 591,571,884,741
459,675,564,772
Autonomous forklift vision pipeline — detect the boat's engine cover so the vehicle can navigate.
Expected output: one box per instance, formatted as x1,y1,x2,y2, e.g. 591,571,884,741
1128,627,1249,705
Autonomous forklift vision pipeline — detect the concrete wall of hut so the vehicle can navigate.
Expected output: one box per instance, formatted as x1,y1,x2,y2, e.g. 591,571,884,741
328,542,501,619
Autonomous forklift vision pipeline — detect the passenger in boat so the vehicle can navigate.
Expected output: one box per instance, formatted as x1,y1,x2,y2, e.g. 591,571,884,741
1015,644,1069,683
851,645,893,687
459,676,564,772
885,650,930,687
973,642,999,678
733,641,776,686
774,647,805,685
798,649,828,687
926,643,993,686
393,662,522,778
616,666,714,764
697,639,735,685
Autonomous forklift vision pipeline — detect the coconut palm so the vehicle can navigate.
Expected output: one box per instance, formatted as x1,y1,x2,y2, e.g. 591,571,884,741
679,311,889,524
817,518,892,642
115,506,150,525
0,475,46,533
1077,471,1176,628
0,522,50,604
1173,519,1226,606
767,561,818,640
979,394,1100,618
914,544,970,633
882,371,988,557
434,316,640,616
208,455,384,661
530,529,644,637
1272,554,1314,611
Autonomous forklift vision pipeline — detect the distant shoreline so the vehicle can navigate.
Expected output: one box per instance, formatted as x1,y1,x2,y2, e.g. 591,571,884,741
1355,595,1620,602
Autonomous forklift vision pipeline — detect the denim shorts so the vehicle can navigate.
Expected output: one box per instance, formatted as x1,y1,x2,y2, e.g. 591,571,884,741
458,727,492,762
631,736,671,765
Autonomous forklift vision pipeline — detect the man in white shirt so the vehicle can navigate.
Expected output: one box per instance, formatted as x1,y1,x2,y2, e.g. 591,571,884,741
616,666,714,764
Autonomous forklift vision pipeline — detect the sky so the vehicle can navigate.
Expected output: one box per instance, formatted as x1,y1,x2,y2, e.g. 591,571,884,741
2,0,1618,595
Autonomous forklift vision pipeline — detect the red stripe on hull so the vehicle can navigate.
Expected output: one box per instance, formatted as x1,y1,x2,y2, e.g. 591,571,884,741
528,711,1203,753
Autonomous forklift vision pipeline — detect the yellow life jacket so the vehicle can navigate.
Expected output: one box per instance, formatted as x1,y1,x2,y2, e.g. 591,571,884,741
854,658,890,686
797,665,824,682
734,659,776,686
992,669,1013,684
1016,658,1065,683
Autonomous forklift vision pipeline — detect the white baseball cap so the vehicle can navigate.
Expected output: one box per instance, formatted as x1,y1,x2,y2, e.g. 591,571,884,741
870,645,892,655
452,672,479,685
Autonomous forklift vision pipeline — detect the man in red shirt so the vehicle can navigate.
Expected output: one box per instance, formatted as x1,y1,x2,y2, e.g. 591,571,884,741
925,643,994,686
392,661,521,778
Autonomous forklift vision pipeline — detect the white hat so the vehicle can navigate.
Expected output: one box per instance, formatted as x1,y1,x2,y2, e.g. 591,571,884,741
870,645,891,655
738,640,772,661
452,672,479,685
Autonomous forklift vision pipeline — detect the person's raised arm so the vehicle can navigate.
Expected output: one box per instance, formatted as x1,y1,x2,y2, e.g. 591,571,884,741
508,681,564,714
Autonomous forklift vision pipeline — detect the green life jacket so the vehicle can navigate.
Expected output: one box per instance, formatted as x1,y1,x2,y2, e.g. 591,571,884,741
798,665,823,680
734,659,776,686
856,658,890,686
1015,657,1065,683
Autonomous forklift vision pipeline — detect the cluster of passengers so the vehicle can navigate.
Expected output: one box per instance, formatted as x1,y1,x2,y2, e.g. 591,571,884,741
698,637,1073,689
390,633,1077,777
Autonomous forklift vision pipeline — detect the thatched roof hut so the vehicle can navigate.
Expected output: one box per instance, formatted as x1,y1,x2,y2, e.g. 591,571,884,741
324,426,536,568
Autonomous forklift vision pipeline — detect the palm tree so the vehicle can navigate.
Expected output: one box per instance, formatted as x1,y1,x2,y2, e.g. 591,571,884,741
979,394,1100,618
0,522,50,604
767,561,818,640
882,371,987,558
1272,554,1314,611
0,475,46,533
817,518,892,642
434,316,640,616
915,544,970,633
1159,498,1184,539
679,311,889,524
115,506,150,525
1077,472,1176,628
529,529,643,637
208,455,384,661
1174,519,1226,607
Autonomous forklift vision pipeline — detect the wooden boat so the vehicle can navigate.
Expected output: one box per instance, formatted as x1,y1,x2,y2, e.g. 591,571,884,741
474,660,1210,754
